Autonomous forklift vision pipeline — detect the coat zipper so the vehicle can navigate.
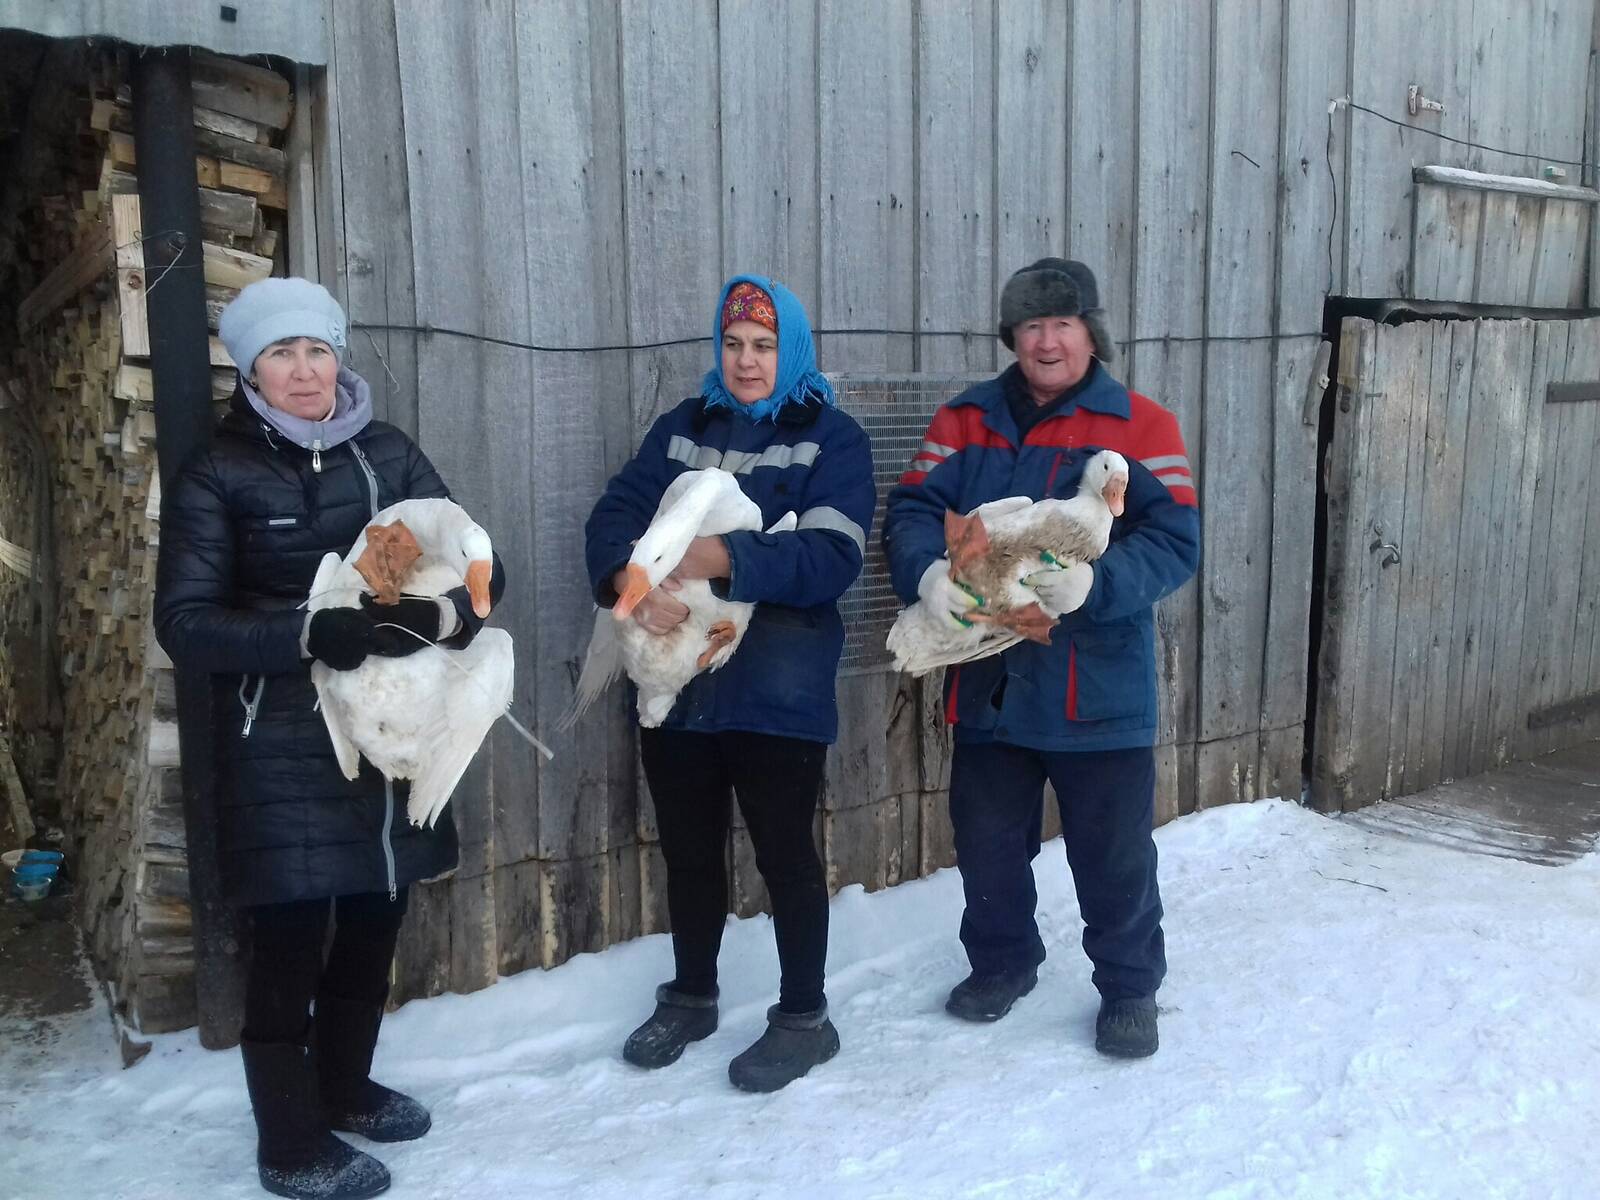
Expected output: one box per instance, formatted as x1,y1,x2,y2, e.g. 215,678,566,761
381,779,398,900
238,674,266,737
349,442,381,518
351,440,393,892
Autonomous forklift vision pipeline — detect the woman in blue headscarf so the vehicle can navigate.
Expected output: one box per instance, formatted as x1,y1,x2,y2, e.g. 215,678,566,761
585,274,876,1092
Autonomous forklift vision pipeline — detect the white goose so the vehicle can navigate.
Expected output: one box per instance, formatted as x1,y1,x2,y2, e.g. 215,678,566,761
564,468,796,729
307,498,514,828
887,449,1129,676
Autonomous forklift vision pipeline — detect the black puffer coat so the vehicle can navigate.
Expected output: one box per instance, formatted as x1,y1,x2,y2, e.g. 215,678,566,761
155,387,495,906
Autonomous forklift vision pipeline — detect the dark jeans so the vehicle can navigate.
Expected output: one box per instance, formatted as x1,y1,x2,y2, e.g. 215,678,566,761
949,741,1164,1000
640,728,828,1014
242,889,409,1043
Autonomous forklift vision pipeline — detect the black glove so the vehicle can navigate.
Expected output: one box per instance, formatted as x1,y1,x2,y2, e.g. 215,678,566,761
359,594,443,656
306,608,388,671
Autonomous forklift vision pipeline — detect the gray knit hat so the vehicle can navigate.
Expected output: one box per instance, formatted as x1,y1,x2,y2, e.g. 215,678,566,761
998,257,1115,362
219,277,348,376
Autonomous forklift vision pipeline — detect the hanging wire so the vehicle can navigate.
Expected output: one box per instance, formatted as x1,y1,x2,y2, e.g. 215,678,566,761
1344,100,1594,170
350,320,1322,359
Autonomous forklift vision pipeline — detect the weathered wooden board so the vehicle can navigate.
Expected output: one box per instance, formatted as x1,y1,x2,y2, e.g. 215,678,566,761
1461,322,1534,776
1132,0,1210,345
1207,0,1280,340
1409,184,1482,303
1064,0,1135,347
916,0,994,375
1196,733,1263,810
1132,340,1203,788
1410,322,1473,791
328,0,418,428
516,0,635,894
1310,318,1377,811
824,796,901,894
492,858,543,976
1473,194,1543,305
995,1,1068,280
1197,340,1274,746
1514,322,1573,760
823,671,894,812
620,0,723,436
1382,321,1439,797
1528,200,1589,309
391,0,536,972
1562,323,1600,742
817,0,915,372
1355,321,1425,804
1277,0,1349,334
718,0,820,305
1259,337,1323,753
1479,323,1540,771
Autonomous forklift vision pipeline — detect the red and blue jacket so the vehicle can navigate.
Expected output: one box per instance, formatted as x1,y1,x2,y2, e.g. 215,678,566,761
883,364,1200,752
586,395,876,744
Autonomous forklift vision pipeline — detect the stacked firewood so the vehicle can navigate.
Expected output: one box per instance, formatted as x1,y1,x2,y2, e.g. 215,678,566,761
3,48,290,1032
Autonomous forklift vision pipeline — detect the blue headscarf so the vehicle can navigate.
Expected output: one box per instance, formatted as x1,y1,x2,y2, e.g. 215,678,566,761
701,273,836,423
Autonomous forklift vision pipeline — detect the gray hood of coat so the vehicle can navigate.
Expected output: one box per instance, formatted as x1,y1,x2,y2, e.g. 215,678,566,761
241,365,373,452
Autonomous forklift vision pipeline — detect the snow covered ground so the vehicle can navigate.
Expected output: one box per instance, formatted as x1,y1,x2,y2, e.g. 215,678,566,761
4,798,1597,1200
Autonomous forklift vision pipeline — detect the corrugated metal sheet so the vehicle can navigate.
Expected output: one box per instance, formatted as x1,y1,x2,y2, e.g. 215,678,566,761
0,0,326,63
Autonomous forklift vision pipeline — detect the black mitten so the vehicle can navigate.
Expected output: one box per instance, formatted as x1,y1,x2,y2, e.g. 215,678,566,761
359,594,442,657
306,608,385,671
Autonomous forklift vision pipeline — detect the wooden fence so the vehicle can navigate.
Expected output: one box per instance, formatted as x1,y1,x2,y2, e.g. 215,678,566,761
288,0,1600,1000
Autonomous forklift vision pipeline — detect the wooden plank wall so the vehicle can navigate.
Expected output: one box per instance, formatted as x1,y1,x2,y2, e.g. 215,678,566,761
1313,316,1600,813
310,0,1599,997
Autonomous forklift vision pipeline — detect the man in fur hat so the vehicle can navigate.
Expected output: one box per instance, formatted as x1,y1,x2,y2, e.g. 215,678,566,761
882,259,1200,1057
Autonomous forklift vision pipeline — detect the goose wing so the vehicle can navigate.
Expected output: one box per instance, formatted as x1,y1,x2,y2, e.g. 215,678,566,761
307,551,365,781
405,629,515,828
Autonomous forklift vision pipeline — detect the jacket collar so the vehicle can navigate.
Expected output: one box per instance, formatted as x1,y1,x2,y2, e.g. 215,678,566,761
691,393,826,433
954,361,1130,444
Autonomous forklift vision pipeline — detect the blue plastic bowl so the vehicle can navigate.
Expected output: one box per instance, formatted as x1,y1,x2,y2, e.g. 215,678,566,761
20,850,63,866
10,862,56,900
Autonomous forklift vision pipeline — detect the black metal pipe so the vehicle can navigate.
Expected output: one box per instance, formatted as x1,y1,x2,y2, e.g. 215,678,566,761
132,46,246,1050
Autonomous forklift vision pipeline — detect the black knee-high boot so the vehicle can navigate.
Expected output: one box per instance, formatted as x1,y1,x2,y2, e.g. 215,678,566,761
240,1038,390,1199
312,991,431,1142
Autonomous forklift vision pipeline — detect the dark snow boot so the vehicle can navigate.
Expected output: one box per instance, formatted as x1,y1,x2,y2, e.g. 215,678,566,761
727,1003,840,1093
240,1038,391,1200
312,993,431,1143
622,984,719,1069
944,967,1039,1023
1095,996,1159,1058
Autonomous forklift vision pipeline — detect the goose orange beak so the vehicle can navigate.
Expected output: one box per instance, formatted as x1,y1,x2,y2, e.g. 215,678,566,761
1104,476,1127,517
613,563,653,621
466,559,494,618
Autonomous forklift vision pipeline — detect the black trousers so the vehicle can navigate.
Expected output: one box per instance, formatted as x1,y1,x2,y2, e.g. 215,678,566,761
640,728,829,1014
242,889,409,1044
949,741,1165,1000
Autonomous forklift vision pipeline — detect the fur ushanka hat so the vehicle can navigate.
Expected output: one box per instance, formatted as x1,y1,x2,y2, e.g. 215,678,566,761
998,257,1115,362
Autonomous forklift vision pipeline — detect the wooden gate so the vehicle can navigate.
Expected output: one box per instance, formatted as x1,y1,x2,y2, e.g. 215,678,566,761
1312,315,1600,812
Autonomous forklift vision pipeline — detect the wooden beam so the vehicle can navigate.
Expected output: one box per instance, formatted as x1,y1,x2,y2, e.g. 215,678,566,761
16,223,113,332
189,50,293,131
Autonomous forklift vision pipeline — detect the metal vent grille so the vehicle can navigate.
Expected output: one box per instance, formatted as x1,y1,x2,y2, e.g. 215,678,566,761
831,375,991,673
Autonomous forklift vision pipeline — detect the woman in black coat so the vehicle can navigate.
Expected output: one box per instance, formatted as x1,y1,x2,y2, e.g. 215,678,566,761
155,278,503,1200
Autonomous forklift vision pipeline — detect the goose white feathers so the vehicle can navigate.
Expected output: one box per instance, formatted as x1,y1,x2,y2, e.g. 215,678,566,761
886,449,1129,676
564,469,795,729
307,498,514,828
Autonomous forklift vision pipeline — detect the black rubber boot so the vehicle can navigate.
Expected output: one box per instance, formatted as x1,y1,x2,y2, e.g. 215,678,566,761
727,1004,840,1093
312,993,431,1143
622,984,719,1069
240,1039,391,1200
944,968,1039,1023
1095,996,1159,1058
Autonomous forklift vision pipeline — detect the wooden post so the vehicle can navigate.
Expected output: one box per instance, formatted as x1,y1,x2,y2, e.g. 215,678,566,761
132,46,246,1050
